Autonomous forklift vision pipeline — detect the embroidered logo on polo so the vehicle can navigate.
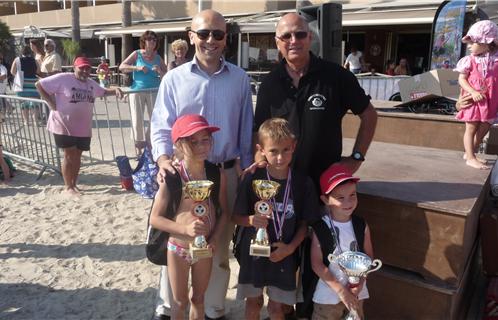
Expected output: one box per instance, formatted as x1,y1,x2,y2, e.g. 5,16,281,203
307,94,326,110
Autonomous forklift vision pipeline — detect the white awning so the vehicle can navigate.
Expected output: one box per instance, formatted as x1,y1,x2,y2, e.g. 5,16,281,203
95,20,191,36
343,8,437,26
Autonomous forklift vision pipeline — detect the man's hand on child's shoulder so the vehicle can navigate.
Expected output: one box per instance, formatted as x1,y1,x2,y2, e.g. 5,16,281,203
269,241,293,262
240,160,267,180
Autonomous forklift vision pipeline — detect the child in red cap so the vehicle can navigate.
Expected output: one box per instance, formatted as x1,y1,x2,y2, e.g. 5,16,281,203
149,114,228,320
309,164,374,320
455,20,498,169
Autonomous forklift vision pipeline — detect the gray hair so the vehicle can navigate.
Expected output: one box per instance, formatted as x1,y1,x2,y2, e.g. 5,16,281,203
44,38,56,49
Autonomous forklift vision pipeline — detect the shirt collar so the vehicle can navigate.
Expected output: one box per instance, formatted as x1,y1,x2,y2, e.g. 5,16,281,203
277,51,319,80
190,55,229,75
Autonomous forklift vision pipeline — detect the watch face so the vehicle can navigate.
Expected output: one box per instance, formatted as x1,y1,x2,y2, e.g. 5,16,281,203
352,152,364,161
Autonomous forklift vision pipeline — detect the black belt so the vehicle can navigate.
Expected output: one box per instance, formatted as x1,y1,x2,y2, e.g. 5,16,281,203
215,159,236,169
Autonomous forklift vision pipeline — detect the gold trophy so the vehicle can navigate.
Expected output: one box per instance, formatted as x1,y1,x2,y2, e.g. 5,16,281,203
250,180,281,257
184,180,214,260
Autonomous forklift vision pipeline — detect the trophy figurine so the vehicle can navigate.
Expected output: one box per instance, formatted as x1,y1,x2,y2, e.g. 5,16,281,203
328,251,382,320
250,180,281,257
184,180,214,260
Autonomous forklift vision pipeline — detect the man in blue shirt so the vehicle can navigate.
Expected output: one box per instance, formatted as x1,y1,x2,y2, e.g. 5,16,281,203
150,9,253,320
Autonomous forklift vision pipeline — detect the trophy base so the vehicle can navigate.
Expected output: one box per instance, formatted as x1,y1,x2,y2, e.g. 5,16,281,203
189,244,212,260
249,243,271,257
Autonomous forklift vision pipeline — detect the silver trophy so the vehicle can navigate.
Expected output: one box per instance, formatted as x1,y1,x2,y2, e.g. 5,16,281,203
329,251,382,320
328,251,382,286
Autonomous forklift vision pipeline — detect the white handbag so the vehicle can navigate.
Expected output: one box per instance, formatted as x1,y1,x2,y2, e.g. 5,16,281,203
13,58,23,92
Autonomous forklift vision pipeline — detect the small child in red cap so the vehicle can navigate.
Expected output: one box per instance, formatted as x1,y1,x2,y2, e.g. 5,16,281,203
149,114,228,320
309,164,375,320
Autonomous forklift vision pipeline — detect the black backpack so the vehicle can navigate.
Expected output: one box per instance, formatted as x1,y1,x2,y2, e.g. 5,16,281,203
296,215,366,319
145,161,221,265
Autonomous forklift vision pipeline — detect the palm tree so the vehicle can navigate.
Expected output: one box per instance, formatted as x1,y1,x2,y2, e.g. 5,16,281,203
0,20,12,54
122,0,132,62
71,0,80,43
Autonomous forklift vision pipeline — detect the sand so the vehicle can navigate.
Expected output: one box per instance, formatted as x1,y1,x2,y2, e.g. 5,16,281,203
0,161,255,320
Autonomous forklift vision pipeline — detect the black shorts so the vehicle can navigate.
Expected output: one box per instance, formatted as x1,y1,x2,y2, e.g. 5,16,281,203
53,134,91,151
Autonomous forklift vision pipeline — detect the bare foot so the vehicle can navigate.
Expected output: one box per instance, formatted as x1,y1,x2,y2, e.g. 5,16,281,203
463,154,487,164
64,187,81,196
466,158,491,169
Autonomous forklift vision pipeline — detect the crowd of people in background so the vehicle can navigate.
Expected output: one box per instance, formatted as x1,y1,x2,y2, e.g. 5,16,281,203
0,13,496,320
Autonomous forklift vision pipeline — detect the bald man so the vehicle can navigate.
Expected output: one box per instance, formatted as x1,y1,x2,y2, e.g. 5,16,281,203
150,9,253,320
255,13,377,185
254,13,377,318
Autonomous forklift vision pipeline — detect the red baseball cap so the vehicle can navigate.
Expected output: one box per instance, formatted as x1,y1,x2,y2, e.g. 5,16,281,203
73,57,91,68
320,164,360,195
172,114,220,143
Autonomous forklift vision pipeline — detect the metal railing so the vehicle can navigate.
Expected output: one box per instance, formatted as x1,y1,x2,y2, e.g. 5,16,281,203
356,74,410,101
0,87,159,179
0,94,61,179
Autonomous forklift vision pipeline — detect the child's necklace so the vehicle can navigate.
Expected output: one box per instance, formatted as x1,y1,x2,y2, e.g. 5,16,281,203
266,168,292,242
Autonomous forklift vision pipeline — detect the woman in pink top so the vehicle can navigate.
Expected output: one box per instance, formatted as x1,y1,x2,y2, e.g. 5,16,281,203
454,20,498,169
35,57,123,196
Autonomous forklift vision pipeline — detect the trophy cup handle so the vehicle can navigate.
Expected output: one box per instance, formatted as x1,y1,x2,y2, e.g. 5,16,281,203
365,259,382,275
327,253,338,264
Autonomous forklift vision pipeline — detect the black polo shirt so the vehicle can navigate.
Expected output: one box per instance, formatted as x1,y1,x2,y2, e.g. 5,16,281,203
254,54,370,194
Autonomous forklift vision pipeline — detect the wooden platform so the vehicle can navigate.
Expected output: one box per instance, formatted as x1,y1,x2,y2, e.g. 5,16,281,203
343,100,466,151
343,139,493,286
364,241,483,320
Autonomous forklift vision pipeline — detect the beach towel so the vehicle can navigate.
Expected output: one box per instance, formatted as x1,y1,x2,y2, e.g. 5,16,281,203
132,146,158,199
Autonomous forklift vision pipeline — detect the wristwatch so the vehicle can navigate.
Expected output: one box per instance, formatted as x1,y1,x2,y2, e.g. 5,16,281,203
351,151,365,162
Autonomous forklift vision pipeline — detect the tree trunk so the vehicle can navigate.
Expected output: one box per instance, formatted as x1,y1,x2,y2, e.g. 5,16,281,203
71,0,80,43
122,0,133,63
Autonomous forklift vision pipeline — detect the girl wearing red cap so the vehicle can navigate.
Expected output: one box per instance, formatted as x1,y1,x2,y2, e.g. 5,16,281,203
455,20,498,169
35,56,123,196
149,114,228,320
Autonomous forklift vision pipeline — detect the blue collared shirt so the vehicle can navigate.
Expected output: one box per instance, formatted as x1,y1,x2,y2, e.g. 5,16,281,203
151,56,254,169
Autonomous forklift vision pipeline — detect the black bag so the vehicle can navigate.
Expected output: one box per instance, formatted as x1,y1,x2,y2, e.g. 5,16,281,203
145,161,221,266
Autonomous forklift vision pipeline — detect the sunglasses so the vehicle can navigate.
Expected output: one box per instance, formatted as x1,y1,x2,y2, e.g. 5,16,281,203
144,37,157,41
191,29,225,41
276,31,309,41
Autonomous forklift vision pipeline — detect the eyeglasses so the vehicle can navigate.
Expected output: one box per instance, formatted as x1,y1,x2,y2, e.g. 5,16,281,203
144,37,157,42
191,29,225,41
275,31,309,42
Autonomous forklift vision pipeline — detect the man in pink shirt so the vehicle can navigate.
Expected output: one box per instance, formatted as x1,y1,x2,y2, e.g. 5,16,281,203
36,57,122,195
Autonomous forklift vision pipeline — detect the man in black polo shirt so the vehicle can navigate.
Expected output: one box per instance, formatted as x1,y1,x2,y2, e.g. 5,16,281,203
254,13,377,192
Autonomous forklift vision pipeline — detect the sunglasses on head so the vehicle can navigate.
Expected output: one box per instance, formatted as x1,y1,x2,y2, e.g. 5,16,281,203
276,31,308,41
191,29,225,41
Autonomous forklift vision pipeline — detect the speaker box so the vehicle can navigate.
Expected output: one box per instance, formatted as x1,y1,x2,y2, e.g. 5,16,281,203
298,2,342,65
